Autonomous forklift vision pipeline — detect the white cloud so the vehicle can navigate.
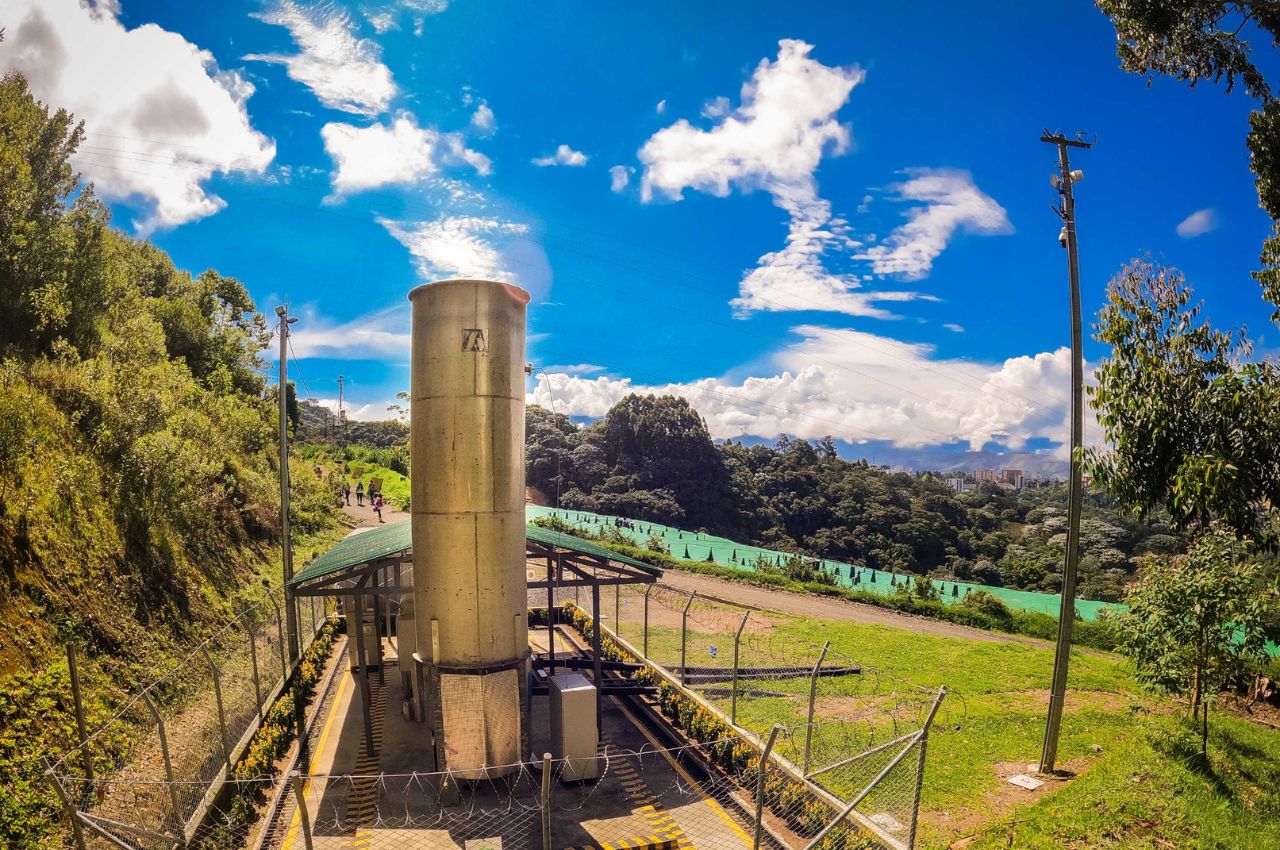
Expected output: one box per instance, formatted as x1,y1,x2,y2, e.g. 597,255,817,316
701,95,731,118
286,307,410,359
609,165,633,193
1176,207,1218,238
471,103,495,133
247,1,395,116
1,0,275,233
531,326,1090,453
362,0,449,34
943,323,965,333
639,40,860,202
322,113,490,195
656,99,667,115
858,169,1011,281
532,144,589,167
639,40,932,318
380,215,529,280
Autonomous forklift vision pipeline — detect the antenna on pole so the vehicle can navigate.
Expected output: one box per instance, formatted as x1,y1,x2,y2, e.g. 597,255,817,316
1037,130,1092,775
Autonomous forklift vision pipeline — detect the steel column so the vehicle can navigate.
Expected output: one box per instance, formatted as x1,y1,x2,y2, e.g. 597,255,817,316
199,646,232,772
802,641,831,777
140,691,182,831
731,612,750,725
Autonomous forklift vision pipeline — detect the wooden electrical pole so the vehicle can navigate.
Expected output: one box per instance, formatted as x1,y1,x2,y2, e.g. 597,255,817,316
277,306,300,663
1039,131,1091,774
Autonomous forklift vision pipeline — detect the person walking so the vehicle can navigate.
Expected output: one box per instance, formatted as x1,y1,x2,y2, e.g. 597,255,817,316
342,482,351,506
373,494,384,523
355,481,365,506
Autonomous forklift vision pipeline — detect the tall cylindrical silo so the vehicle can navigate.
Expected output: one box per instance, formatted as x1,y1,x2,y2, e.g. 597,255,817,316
409,278,530,777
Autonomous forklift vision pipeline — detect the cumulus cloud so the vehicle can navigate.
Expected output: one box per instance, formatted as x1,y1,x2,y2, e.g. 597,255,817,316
1176,207,1217,238
471,102,495,133
286,307,411,359
1,0,275,233
532,144,589,167
531,326,1091,453
638,40,921,318
311,397,400,421
701,95,731,118
857,169,1011,280
322,113,491,195
380,215,529,280
247,1,395,116
943,323,965,333
609,165,633,193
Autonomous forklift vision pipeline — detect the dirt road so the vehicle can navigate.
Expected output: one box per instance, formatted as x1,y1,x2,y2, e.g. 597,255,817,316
656,570,1053,646
340,497,408,528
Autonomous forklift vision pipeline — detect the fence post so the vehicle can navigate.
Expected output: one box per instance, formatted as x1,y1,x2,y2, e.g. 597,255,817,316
679,592,696,686
541,752,553,850
906,687,948,850
753,725,781,850
140,690,183,832
242,612,264,721
291,771,315,850
267,593,288,682
802,641,830,777
44,765,87,850
614,583,620,636
65,643,94,783
642,584,653,658
730,612,750,726
199,645,233,773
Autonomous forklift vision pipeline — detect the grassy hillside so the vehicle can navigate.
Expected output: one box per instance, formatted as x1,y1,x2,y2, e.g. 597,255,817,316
643,604,1279,848
0,71,344,848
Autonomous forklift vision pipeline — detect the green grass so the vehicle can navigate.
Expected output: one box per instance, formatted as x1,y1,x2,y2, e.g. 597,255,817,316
345,464,410,507
623,609,1279,848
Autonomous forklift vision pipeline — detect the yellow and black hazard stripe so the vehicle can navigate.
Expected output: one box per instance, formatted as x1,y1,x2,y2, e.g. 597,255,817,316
607,744,695,850
341,668,387,848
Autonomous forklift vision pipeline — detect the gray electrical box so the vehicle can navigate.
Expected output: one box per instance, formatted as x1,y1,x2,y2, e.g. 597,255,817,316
548,673,599,781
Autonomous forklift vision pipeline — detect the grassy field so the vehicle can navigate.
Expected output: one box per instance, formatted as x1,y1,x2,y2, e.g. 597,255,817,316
625,608,1279,849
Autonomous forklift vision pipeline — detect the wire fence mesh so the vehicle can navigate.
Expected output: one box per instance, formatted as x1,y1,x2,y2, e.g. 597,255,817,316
52,579,953,850
48,587,335,848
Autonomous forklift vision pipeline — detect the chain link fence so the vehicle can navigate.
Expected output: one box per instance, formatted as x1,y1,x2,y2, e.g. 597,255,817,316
50,579,952,850
47,588,334,849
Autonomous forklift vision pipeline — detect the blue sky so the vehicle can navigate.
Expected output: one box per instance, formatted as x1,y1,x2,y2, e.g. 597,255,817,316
4,0,1278,467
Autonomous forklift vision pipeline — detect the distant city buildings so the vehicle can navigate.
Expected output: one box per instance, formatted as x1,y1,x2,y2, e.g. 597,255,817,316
948,468,1024,491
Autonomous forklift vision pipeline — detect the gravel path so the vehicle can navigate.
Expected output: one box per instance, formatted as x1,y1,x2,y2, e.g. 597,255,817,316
655,570,1054,646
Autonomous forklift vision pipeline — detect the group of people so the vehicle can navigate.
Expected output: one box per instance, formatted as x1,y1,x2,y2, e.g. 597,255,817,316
340,479,385,522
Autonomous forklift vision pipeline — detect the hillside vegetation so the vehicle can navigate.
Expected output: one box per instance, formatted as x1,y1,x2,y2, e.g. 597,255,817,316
0,71,340,846
526,396,1180,602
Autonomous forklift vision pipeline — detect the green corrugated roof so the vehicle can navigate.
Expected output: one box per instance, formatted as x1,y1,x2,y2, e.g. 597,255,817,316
292,521,413,586
290,519,658,588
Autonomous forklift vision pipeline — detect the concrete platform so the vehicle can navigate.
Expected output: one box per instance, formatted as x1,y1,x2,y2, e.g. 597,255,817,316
275,635,761,850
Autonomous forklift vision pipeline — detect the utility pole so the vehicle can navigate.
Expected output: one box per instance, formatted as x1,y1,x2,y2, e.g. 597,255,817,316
337,374,345,444
1039,130,1091,774
276,305,300,664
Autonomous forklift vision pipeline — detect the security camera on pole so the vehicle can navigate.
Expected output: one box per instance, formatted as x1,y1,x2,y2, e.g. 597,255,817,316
1038,130,1091,775
276,305,300,664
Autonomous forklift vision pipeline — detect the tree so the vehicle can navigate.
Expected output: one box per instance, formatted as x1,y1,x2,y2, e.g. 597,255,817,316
1116,526,1276,755
1086,260,1280,538
1097,1,1280,320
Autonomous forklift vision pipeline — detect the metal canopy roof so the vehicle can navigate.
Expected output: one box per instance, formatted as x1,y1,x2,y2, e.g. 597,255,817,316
289,520,659,590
